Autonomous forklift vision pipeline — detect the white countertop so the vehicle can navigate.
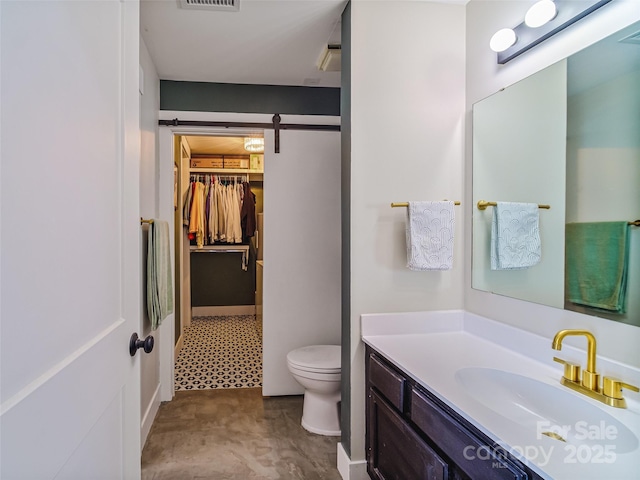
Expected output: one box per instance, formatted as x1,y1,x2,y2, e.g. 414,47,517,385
361,310,640,480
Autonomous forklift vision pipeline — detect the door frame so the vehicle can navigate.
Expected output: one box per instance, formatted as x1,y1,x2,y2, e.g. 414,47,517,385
157,111,340,401
158,120,264,400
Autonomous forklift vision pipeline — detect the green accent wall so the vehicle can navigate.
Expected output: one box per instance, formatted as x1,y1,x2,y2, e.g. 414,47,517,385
160,80,340,116
190,249,256,306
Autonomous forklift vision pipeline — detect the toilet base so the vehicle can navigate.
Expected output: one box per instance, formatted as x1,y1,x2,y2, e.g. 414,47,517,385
300,390,341,436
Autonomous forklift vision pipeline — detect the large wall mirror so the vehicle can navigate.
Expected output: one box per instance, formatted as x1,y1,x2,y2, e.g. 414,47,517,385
472,20,640,327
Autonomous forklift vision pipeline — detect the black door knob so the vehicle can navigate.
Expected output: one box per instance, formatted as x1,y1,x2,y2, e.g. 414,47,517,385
129,333,154,357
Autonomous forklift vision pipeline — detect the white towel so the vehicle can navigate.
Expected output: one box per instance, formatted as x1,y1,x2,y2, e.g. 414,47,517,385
406,201,455,271
490,202,541,270
147,220,174,330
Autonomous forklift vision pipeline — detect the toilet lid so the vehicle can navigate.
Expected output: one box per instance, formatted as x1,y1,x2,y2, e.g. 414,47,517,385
287,345,341,373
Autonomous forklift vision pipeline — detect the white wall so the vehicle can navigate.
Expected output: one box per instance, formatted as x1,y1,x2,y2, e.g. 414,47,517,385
139,37,162,449
465,0,640,365
348,0,466,463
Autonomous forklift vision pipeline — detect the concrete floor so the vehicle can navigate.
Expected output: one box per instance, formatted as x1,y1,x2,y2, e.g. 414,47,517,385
142,388,342,480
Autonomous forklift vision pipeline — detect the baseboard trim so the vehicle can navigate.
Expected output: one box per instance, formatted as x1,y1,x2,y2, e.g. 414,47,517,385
174,333,184,362
337,443,368,480
141,383,161,453
192,305,256,316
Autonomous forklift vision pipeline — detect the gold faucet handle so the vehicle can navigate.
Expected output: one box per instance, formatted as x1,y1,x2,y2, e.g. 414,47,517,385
553,357,581,382
603,377,640,400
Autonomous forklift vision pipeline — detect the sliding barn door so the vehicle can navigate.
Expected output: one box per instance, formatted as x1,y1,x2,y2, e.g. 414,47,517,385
262,129,342,395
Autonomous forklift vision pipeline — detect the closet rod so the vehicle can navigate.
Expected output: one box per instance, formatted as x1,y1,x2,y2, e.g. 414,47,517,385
190,174,248,181
191,249,248,253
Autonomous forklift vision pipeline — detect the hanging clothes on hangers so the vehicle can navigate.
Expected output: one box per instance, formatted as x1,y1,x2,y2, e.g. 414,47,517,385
183,179,194,228
188,181,206,247
224,182,242,243
183,174,248,247
208,177,219,244
240,181,256,242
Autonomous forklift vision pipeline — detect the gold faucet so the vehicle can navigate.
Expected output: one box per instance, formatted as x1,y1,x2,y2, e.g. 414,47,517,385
552,329,639,408
552,329,599,390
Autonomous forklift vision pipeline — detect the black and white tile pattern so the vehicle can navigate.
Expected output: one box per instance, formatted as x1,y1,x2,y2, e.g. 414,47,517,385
175,315,262,391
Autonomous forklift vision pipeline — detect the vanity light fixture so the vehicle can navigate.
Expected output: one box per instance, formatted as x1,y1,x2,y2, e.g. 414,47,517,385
490,28,517,53
491,0,612,64
244,137,264,153
525,0,557,28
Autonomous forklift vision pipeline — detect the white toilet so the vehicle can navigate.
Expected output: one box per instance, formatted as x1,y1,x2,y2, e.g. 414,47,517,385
286,345,341,436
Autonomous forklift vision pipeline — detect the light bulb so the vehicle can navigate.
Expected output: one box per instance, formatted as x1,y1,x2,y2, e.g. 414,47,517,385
244,137,264,152
490,28,517,53
525,0,557,28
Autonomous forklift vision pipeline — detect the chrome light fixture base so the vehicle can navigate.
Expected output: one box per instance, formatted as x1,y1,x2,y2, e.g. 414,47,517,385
497,0,612,64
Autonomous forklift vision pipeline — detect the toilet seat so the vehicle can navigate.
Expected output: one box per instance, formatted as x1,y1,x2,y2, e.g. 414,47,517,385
287,345,341,374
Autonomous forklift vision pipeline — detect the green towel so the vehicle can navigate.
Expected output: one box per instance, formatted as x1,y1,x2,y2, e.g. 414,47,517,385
565,222,629,313
147,220,174,330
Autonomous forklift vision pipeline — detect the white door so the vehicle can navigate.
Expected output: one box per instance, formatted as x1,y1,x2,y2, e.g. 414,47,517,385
1,1,142,479
262,128,342,395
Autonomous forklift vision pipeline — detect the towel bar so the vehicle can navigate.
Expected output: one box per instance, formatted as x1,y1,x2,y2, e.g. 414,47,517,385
140,218,154,225
391,201,460,208
477,200,550,211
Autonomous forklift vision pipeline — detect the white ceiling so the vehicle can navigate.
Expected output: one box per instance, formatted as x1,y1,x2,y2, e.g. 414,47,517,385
140,0,347,88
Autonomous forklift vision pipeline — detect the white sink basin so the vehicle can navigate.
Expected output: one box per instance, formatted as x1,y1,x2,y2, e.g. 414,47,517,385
455,367,638,453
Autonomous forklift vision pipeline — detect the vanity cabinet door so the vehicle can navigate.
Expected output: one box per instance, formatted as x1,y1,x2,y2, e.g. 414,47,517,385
410,387,527,480
368,389,448,480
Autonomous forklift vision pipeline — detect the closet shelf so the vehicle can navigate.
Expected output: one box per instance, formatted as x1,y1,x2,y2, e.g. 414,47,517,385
190,245,249,253
190,244,250,271
189,168,264,175
189,167,263,182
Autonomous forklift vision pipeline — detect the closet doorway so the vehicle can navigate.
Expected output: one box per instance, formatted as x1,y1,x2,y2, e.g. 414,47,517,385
158,120,341,404
175,131,265,393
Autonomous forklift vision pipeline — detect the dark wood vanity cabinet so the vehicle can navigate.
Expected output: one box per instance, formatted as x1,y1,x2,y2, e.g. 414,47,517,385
368,389,448,480
366,346,543,480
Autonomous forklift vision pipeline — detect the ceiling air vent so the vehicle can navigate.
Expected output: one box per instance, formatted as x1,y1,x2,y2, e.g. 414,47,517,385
317,45,341,72
179,0,240,12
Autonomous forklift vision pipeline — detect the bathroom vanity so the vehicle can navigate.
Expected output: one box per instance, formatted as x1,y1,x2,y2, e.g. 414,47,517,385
362,310,640,480
366,346,541,479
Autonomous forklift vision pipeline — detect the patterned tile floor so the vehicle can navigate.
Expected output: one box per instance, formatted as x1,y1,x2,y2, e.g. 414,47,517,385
175,315,262,391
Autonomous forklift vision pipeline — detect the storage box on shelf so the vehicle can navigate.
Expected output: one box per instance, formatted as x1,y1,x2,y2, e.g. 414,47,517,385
189,154,264,181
